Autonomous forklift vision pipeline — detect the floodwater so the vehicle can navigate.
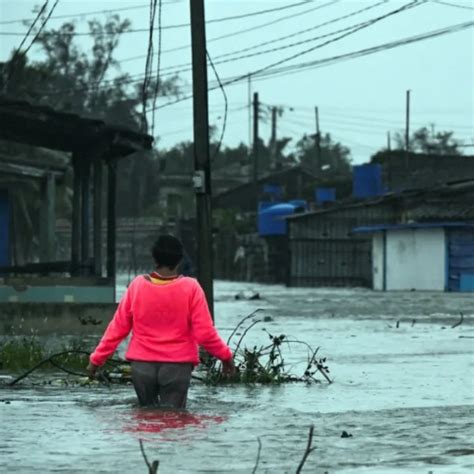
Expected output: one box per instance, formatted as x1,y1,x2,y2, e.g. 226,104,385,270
1,280,473,473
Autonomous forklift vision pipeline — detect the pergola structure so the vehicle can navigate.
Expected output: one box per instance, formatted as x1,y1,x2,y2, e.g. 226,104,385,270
0,97,152,302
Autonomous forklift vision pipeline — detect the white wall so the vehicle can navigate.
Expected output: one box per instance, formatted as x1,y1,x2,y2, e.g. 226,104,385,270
385,228,446,291
372,233,385,291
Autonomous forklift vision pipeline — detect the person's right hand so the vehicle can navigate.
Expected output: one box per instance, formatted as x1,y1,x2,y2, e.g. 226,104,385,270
222,358,236,377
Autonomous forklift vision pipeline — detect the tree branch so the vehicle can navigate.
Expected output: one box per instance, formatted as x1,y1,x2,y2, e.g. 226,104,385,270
296,425,315,474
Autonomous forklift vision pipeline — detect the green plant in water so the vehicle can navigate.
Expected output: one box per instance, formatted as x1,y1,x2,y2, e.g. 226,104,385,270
0,337,45,371
199,310,331,385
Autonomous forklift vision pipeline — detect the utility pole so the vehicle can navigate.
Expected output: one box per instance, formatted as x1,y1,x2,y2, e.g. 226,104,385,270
405,89,410,169
314,106,321,173
387,131,391,151
270,106,277,168
253,92,259,210
248,74,252,152
190,0,214,318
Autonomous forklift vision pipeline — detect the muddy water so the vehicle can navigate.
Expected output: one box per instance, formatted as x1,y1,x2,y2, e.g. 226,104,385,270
1,281,473,473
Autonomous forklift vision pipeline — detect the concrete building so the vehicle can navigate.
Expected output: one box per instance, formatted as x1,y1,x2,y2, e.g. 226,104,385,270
354,223,474,292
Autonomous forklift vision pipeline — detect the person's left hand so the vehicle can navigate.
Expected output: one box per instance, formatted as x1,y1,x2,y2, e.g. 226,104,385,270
87,362,99,379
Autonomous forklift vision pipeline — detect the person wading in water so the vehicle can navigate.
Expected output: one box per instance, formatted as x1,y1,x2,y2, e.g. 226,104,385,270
87,235,235,408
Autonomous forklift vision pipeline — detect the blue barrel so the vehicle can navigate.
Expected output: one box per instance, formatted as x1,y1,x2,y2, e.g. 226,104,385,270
315,188,336,205
258,203,297,236
353,164,383,198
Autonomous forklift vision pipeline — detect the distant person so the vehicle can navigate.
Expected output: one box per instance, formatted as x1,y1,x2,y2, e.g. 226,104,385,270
87,235,235,408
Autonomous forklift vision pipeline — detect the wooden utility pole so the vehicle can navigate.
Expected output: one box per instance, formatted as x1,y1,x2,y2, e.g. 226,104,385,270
270,106,277,168
248,74,252,151
190,0,214,318
314,106,321,173
387,131,391,151
253,92,259,210
405,89,411,169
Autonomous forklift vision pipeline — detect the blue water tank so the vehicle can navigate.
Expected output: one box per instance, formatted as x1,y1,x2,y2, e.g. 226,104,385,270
315,188,336,205
259,201,278,211
353,164,383,198
0,190,9,267
288,199,307,211
258,203,297,236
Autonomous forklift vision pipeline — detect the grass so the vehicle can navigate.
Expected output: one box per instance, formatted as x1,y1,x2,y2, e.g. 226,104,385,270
0,337,89,373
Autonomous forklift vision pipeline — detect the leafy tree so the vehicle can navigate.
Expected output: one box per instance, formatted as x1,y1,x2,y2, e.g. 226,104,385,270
1,14,179,131
295,132,352,176
393,126,462,156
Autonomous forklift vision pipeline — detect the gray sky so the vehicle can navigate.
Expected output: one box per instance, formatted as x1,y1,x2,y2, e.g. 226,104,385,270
1,0,473,163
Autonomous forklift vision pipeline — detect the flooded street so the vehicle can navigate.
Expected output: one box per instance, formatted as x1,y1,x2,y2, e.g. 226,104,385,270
1,280,473,473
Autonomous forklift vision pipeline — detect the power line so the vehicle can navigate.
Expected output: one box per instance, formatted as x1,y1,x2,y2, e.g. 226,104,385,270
120,0,339,63
151,0,164,136
0,1,317,36
152,19,472,113
209,0,390,62
431,0,474,10
207,50,228,161
0,1,183,25
151,0,428,111
117,0,425,93
159,12,403,77
4,0,60,88
12,1,339,96
244,19,473,83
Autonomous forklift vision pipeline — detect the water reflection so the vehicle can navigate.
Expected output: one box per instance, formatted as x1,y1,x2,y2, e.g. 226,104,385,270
124,408,226,434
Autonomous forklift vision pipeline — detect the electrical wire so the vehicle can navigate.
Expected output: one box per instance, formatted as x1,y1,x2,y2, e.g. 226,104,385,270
207,49,228,160
120,0,340,63
4,0,60,88
159,10,408,77
141,0,159,133
150,0,429,111
431,0,474,10
0,1,183,25
0,0,317,36
207,0,390,62
150,0,163,137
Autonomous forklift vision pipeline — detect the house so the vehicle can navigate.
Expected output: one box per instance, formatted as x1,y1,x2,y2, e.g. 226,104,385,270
212,165,319,212
285,179,474,288
371,150,474,191
354,223,474,292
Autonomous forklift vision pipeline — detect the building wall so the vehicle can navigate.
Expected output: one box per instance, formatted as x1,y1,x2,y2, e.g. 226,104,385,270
372,233,385,291
288,202,397,287
385,228,445,291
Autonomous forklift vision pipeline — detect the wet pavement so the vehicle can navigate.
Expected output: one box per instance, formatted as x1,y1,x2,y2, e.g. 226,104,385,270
1,280,473,473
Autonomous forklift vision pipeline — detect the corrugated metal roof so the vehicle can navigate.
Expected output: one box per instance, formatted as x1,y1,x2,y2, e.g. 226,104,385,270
353,222,474,233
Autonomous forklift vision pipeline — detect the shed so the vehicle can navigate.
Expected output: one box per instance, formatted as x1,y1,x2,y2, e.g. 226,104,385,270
354,222,474,292
0,97,152,302
285,179,474,288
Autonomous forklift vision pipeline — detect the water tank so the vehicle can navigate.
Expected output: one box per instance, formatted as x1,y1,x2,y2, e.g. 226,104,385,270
288,199,307,212
258,203,297,236
353,164,383,198
315,188,336,205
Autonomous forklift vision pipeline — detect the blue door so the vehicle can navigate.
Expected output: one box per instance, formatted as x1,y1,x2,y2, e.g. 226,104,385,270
0,190,9,267
447,228,474,292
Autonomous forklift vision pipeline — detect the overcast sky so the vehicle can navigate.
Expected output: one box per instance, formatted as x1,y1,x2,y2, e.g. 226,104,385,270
1,0,473,164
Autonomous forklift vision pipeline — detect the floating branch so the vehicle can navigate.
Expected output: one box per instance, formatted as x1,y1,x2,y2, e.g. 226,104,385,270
296,425,316,474
451,312,464,329
139,439,159,474
252,437,262,474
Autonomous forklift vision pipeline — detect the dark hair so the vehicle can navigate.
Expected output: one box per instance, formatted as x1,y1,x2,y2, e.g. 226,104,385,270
151,235,183,268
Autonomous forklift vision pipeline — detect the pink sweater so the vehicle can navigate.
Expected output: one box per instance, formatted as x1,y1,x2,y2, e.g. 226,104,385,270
90,276,232,366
